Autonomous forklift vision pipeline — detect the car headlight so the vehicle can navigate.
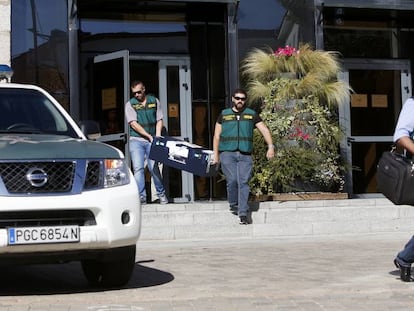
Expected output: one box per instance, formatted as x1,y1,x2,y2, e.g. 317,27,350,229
103,159,130,187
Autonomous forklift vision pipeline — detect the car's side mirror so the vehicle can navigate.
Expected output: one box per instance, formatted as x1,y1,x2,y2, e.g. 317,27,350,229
79,120,101,140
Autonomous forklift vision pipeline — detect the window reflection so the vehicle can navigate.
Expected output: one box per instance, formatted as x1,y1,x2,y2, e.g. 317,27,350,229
322,7,414,58
11,0,69,110
81,20,186,35
238,0,285,30
78,3,188,54
238,0,286,60
238,0,315,63
12,0,67,57
80,19,188,54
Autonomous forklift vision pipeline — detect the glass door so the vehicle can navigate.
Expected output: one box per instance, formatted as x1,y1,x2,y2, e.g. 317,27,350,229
157,58,194,202
92,52,193,202
340,59,412,196
92,50,130,163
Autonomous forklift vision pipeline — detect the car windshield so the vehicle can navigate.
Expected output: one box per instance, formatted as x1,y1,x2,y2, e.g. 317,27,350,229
0,87,79,137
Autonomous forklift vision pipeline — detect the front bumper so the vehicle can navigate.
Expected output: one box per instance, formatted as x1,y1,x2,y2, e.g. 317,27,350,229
0,182,141,259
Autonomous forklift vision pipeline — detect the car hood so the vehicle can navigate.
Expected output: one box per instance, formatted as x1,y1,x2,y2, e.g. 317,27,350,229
0,134,122,160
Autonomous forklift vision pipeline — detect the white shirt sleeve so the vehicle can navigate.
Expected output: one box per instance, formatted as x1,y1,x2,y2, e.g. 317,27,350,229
156,98,164,122
394,97,414,142
125,101,136,124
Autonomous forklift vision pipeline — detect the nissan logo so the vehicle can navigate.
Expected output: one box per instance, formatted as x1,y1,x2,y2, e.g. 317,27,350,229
26,168,48,187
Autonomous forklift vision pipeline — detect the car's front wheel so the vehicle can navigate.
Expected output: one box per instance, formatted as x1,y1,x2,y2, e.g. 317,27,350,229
81,245,136,287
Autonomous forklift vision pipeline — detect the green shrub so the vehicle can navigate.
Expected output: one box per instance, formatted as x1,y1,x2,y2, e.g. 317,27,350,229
243,44,350,194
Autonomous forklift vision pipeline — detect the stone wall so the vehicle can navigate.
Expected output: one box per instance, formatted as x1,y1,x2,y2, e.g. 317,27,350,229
0,0,10,65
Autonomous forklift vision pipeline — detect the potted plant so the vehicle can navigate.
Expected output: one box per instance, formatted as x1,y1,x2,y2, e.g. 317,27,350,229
241,44,351,195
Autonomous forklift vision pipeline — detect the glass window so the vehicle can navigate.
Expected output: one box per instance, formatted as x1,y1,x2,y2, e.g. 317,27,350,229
80,19,188,54
166,66,181,136
349,69,400,136
188,24,208,100
81,19,186,35
238,0,315,64
323,7,414,58
0,88,76,137
11,0,69,110
352,142,391,194
238,0,286,61
78,2,189,55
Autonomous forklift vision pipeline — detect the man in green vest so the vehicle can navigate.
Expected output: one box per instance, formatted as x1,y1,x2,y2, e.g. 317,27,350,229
213,89,275,224
125,80,168,204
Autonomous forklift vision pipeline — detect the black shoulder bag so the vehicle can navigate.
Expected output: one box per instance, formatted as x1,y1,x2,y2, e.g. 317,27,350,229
377,147,414,205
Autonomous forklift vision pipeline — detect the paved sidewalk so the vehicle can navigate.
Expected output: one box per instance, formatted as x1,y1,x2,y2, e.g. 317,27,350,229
1,233,414,310
135,233,414,310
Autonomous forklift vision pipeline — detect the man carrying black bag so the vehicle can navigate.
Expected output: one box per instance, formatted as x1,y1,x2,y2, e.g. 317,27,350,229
393,96,414,282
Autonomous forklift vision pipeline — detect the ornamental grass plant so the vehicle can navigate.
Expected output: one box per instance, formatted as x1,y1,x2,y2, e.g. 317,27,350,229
242,44,351,194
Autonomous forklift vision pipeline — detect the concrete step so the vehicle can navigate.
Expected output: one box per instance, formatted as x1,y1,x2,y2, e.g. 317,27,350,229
139,198,414,241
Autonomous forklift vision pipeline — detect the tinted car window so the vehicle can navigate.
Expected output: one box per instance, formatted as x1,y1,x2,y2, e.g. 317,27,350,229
0,88,78,137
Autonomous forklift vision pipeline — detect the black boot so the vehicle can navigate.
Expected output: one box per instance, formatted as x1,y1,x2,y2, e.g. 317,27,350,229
394,258,413,282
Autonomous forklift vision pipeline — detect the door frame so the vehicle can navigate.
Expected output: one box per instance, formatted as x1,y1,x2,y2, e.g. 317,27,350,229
93,52,194,202
339,58,412,196
129,54,194,202
93,50,131,163
129,55,192,140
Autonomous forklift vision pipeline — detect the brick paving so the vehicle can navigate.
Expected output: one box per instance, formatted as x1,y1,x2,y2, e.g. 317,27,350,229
0,233,414,310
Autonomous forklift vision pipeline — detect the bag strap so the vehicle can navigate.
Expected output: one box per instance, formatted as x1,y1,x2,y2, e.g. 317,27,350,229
392,143,414,160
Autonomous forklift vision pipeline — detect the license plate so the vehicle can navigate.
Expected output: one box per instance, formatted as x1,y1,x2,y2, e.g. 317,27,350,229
7,225,80,245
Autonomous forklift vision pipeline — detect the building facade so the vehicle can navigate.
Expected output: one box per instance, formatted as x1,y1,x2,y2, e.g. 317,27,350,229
3,0,414,201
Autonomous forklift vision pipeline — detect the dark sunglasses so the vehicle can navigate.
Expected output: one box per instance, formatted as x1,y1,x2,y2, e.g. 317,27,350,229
234,96,246,101
133,90,143,95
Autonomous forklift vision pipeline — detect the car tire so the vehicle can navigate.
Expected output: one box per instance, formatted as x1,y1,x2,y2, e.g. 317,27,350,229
81,245,136,287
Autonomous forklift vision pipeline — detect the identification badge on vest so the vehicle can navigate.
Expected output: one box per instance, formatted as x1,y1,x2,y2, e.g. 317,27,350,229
222,115,236,121
132,103,144,110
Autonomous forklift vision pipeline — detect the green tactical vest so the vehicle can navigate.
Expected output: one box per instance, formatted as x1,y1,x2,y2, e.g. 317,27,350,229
219,107,256,153
129,94,157,138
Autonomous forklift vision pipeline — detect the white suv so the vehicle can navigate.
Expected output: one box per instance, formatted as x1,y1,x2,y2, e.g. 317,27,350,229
0,68,141,287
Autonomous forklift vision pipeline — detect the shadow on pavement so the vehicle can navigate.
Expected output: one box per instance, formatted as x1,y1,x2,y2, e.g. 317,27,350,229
0,260,174,295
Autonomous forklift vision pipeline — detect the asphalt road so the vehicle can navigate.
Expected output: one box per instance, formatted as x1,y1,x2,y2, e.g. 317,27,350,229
0,233,413,310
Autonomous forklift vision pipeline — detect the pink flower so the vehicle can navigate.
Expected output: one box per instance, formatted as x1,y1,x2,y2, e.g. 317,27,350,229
274,45,297,57
289,127,311,141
